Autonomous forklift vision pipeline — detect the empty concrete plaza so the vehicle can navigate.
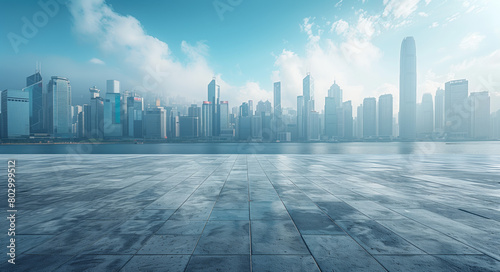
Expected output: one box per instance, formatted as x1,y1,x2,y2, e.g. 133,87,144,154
1,154,499,271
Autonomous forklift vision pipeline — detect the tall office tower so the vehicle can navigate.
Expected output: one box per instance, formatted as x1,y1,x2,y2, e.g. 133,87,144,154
343,101,353,139
72,105,82,135
378,94,393,138
208,78,220,136
240,102,249,117
356,104,363,138
79,105,90,138
88,86,104,139
120,92,129,137
328,81,343,108
308,111,320,140
188,103,202,135
248,100,254,116
273,82,283,140
419,93,434,137
435,88,445,134
220,101,229,130
303,74,315,140
363,97,376,138
1,89,30,138
127,95,144,138
144,107,166,139
202,101,213,137
445,79,469,139
324,97,337,138
26,71,44,133
297,96,304,139
47,76,72,137
251,115,262,139
103,80,122,137
492,110,500,139
470,91,490,139
106,80,120,94
399,36,417,140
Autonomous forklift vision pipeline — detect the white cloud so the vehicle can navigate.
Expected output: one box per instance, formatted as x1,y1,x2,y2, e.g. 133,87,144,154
89,58,105,65
383,0,421,19
330,19,349,35
68,0,264,107
459,32,485,50
429,22,439,28
418,12,428,17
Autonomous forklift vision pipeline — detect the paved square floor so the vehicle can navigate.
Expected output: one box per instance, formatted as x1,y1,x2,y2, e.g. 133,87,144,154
1,154,500,271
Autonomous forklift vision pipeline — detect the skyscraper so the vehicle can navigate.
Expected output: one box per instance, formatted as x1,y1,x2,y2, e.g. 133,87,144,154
88,86,104,139
202,101,213,137
324,97,337,138
328,81,342,108
273,82,282,140
303,74,315,140
1,89,30,138
363,97,376,138
356,104,363,139
220,101,229,130
144,107,166,139
445,79,469,139
399,36,417,140
208,78,220,136
297,96,304,139
343,101,353,139
378,94,393,138
26,71,44,133
127,95,144,138
435,88,445,134
104,80,122,137
470,91,490,139
47,76,72,137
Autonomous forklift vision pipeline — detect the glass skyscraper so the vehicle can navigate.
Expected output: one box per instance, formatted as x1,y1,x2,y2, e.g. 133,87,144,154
26,72,44,133
399,36,417,140
47,76,72,137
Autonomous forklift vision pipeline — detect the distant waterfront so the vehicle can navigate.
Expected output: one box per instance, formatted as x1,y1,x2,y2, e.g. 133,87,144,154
0,141,499,154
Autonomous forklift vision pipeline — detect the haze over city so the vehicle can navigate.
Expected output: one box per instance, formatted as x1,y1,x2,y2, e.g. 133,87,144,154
1,0,499,113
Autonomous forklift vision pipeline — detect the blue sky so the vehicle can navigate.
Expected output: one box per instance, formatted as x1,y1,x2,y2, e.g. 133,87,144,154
1,0,499,113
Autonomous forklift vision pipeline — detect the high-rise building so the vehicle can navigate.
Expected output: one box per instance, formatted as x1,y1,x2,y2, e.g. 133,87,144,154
378,94,393,138
239,102,249,117
356,104,363,139
445,79,469,139
324,97,337,138
399,36,417,140
79,105,89,138
303,74,315,140
297,96,304,139
248,100,254,116
88,86,104,139
179,116,199,138
328,81,342,108
127,95,144,138
343,101,353,139
470,91,490,139
26,71,44,134
308,111,320,141
202,101,213,137
144,107,166,139
103,80,122,138
1,89,30,138
273,81,283,140
208,78,220,136
255,100,272,116
219,101,229,130
435,88,445,134
418,93,433,137
363,97,376,138
251,115,262,139
47,76,72,137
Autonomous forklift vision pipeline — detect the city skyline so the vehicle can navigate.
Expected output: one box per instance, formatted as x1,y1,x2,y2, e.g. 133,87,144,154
1,0,499,114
